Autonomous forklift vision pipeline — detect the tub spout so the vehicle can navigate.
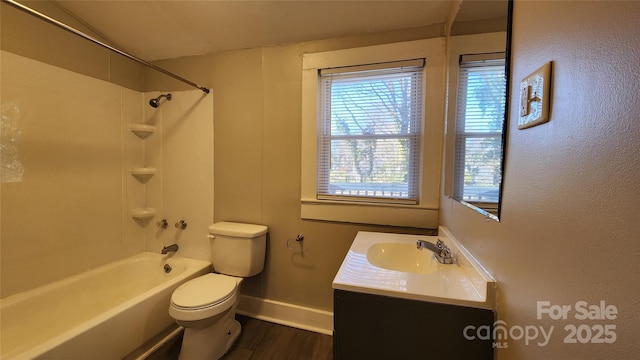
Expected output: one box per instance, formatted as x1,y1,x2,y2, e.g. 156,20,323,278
161,244,179,254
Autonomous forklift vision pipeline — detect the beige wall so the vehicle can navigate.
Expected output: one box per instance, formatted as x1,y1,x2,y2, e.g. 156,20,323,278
440,1,640,358
0,0,144,91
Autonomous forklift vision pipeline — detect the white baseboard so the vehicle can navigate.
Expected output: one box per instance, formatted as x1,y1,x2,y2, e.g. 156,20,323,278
237,295,334,336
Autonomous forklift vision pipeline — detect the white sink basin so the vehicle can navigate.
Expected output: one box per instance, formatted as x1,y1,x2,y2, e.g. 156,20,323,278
366,242,438,274
332,227,496,310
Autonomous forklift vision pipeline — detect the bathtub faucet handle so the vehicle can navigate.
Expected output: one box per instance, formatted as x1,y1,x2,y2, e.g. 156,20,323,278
161,244,179,254
156,219,168,229
175,220,187,230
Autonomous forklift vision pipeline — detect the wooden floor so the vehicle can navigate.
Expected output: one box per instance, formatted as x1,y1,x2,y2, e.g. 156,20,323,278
151,316,333,360
224,316,333,360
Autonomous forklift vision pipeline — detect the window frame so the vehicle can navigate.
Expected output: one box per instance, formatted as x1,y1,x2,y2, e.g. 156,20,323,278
301,39,445,228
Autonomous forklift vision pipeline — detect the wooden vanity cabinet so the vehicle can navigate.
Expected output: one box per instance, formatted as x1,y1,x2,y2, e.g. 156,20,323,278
333,289,494,360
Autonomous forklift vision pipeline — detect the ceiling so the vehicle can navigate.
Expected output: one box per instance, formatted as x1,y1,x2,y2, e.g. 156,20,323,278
52,0,455,61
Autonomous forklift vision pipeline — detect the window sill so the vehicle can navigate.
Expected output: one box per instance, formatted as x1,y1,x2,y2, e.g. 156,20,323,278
301,199,438,228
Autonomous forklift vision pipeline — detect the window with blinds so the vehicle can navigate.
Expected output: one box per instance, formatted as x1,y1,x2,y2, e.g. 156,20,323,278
317,59,425,204
454,53,506,207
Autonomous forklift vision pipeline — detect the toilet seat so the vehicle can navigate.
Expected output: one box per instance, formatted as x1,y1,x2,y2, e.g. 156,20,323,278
169,273,239,321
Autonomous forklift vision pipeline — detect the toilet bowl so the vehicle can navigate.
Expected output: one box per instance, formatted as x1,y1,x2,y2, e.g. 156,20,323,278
168,222,268,360
170,273,239,323
170,274,242,360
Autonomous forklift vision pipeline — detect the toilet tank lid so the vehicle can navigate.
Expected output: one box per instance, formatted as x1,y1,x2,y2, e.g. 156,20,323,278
208,222,268,237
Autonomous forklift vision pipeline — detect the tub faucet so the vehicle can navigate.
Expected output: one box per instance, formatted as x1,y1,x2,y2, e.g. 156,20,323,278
161,244,179,254
416,239,454,264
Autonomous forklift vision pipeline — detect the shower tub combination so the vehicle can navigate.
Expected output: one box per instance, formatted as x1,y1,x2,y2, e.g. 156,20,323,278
0,252,211,359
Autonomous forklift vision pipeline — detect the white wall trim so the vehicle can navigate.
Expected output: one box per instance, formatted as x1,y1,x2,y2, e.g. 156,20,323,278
237,295,334,336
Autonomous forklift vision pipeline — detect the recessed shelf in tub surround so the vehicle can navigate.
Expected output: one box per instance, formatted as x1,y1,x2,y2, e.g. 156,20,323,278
129,123,156,223
129,124,155,139
131,207,156,219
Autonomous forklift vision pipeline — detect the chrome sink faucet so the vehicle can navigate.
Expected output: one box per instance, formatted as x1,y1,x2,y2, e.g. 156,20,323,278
416,239,454,264
161,244,179,254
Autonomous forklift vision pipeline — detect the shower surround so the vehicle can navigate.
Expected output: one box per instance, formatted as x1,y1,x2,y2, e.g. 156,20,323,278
1,48,214,354
1,50,140,296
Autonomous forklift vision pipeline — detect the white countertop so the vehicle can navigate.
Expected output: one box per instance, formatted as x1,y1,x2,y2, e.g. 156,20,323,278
332,227,496,310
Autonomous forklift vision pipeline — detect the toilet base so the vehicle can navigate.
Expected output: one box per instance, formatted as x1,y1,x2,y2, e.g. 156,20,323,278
178,314,242,360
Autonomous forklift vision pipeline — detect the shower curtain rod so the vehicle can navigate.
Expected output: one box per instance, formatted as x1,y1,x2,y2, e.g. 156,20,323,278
2,0,211,94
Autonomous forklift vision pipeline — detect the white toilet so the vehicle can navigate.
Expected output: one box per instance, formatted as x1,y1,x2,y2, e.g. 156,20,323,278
169,222,268,360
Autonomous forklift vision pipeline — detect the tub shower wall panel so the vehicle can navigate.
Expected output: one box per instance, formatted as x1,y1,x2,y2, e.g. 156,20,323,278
143,91,164,246
144,90,214,262
0,253,211,359
0,50,133,297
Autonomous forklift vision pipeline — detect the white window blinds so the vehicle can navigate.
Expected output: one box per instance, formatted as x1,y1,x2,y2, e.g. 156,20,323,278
454,53,506,206
318,59,425,204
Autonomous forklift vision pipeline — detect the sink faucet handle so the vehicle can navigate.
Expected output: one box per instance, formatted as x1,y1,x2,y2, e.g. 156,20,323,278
440,246,451,257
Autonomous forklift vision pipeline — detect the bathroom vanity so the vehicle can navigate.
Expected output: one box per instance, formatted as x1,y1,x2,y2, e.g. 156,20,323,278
332,228,496,359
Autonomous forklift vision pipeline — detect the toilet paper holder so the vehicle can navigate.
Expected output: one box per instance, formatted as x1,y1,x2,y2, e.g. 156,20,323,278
286,234,307,253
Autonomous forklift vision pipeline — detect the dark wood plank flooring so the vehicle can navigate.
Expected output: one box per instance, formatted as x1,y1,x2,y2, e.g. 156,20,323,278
150,316,333,360
224,316,333,360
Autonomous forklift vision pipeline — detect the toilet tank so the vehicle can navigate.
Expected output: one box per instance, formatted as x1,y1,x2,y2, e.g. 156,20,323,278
208,222,268,277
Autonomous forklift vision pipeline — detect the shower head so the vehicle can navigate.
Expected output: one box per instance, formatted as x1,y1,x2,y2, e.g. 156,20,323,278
149,93,172,108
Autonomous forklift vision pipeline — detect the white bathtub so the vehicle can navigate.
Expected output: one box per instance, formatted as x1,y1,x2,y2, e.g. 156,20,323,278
0,252,211,359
